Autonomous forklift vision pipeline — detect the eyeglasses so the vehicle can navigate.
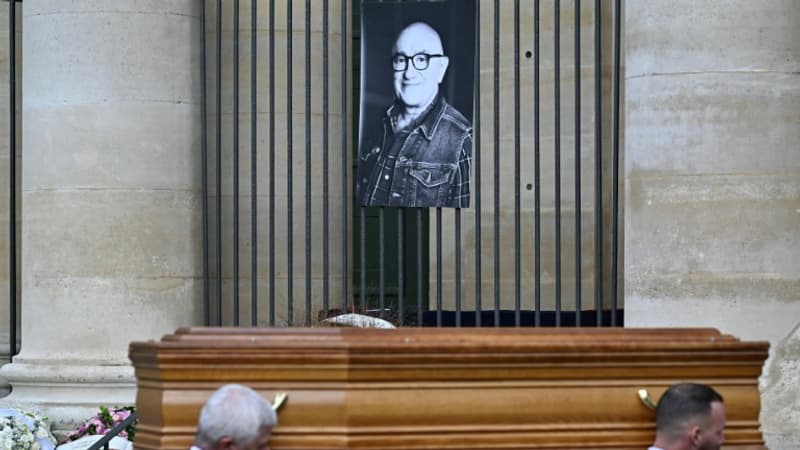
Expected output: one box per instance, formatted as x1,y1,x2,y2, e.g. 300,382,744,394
391,52,445,72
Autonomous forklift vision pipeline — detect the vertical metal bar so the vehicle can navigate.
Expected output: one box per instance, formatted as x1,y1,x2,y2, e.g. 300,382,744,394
594,0,603,327
492,0,500,327
200,0,210,326
473,0,482,328
455,210,461,327
397,209,404,325
233,0,240,326
341,0,349,311
554,0,562,327
305,0,312,326
379,207,385,318
416,208,423,326
436,209,442,327
215,0,223,326
533,0,541,327
269,0,276,326
574,0,582,326
360,208,366,312
611,0,622,326
513,0,521,327
200,0,210,327
322,0,330,318
286,0,294,326
8,0,16,354
250,0,258,326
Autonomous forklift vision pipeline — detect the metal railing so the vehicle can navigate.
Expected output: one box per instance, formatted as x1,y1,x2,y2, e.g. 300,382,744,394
86,411,138,450
1,0,624,341
6,0,18,357
200,0,624,328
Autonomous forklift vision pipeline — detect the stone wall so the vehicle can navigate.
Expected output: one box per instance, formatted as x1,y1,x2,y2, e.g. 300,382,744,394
623,1,800,448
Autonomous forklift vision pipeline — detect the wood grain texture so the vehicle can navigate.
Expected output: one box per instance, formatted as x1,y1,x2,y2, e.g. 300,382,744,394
129,327,768,450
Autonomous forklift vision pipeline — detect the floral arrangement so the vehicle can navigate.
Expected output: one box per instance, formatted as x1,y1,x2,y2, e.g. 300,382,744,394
0,408,57,450
64,406,136,443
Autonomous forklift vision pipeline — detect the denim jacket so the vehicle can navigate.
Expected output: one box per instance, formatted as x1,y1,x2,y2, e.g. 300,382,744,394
358,96,472,208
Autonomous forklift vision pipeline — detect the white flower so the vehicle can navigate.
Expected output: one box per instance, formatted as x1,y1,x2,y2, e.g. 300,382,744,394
0,409,56,450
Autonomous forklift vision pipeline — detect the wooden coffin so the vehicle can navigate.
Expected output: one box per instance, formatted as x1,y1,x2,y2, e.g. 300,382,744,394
129,327,768,450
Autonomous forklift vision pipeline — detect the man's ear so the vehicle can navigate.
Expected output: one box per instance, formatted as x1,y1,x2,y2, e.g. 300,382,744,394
436,56,450,83
689,425,702,447
214,436,238,450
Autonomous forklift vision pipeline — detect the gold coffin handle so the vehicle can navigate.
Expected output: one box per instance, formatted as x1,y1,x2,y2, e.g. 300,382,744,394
638,389,657,410
272,392,288,412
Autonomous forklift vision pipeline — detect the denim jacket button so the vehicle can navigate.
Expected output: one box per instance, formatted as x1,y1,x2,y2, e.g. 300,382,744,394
371,146,380,154
383,174,390,180
398,156,407,163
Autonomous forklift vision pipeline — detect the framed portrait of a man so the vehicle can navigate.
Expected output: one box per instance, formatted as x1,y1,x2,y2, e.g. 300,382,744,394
357,0,477,208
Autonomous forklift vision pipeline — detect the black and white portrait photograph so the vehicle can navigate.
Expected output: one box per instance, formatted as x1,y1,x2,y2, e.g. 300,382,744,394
357,0,478,208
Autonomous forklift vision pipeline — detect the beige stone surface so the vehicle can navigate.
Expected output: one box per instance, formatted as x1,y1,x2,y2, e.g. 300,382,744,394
24,9,197,105
624,1,800,448
626,175,800,274
626,74,799,175
0,0,203,433
24,103,201,190
626,1,800,76
626,288,800,345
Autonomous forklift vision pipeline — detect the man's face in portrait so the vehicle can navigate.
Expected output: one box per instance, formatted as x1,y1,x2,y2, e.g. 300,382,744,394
392,23,449,109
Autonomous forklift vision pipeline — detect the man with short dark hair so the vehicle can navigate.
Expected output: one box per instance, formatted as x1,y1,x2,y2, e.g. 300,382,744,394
358,21,472,208
191,384,277,450
650,383,726,450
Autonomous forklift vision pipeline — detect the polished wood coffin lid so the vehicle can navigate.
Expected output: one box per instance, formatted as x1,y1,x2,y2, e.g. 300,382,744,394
129,327,768,450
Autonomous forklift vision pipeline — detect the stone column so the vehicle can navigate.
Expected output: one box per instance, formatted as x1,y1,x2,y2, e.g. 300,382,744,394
624,1,800,448
0,0,203,433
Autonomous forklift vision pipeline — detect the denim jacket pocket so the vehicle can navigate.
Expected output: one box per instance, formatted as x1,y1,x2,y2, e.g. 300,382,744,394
408,163,456,206
409,165,452,187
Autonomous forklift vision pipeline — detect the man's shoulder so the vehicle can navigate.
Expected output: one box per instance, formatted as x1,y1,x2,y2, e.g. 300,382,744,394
438,100,471,133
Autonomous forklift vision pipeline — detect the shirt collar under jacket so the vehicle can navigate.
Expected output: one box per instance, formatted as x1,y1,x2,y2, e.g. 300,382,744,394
386,94,447,141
